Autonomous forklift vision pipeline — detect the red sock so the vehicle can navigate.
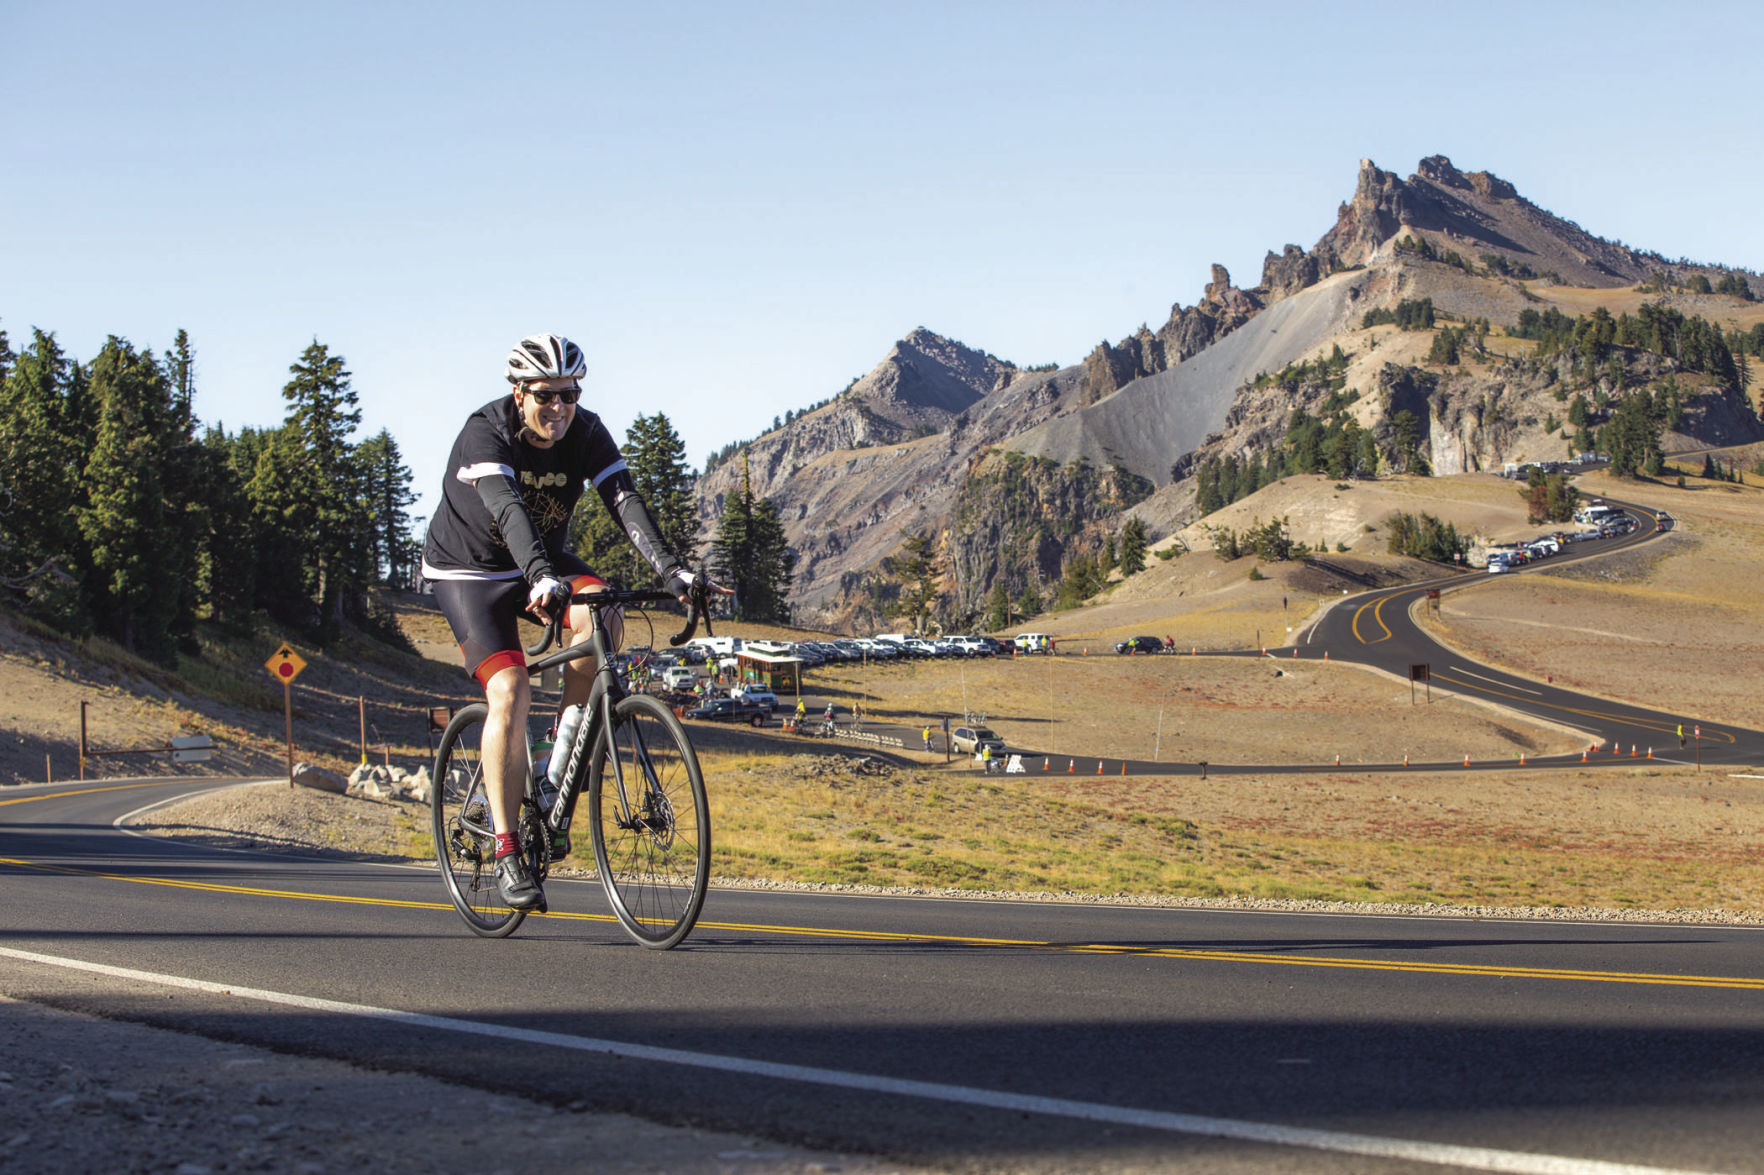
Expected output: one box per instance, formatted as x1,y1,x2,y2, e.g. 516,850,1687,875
494,832,519,859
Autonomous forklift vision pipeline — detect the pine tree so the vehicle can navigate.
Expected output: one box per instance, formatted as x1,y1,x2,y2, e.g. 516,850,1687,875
277,341,365,639
0,329,80,618
1118,517,1148,576
624,412,698,570
1014,581,1042,622
984,580,1010,632
711,457,794,622
199,424,264,627
356,429,418,587
887,532,942,633
77,337,192,658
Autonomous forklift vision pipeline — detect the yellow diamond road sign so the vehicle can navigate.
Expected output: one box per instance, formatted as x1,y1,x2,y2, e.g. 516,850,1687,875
266,643,307,684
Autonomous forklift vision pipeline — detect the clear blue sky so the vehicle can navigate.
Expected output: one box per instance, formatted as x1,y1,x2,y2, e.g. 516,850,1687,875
5,0,1761,527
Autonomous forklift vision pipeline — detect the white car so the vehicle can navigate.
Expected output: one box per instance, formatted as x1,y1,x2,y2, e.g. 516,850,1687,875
729,685,779,712
661,666,698,690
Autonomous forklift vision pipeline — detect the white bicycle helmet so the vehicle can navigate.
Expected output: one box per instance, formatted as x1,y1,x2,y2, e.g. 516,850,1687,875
506,333,586,384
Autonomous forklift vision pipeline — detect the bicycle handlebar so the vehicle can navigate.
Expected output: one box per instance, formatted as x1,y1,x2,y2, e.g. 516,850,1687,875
523,570,714,658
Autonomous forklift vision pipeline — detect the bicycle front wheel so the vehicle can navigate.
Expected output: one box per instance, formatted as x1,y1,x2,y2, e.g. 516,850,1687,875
587,693,710,949
432,703,525,938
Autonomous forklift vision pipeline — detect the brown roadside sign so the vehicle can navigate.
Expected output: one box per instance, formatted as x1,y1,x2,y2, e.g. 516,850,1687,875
1410,663,1430,682
266,643,307,684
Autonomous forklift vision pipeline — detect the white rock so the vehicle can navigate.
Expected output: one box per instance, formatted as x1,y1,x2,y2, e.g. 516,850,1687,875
291,763,347,794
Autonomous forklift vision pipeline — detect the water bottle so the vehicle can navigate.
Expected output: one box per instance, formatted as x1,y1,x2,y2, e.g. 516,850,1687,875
547,704,586,792
527,735,557,812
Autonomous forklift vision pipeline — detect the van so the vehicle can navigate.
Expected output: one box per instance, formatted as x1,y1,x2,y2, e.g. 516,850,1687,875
1014,633,1052,654
687,635,743,658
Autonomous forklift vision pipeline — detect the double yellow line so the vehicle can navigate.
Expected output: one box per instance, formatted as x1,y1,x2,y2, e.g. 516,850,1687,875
5,853,1760,992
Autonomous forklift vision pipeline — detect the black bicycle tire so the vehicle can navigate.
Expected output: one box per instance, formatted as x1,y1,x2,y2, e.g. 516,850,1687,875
432,703,525,938
587,693,710,949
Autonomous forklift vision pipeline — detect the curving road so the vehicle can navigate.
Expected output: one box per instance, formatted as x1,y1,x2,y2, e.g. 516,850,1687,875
5,777,1764,1173
5,491,1764,1172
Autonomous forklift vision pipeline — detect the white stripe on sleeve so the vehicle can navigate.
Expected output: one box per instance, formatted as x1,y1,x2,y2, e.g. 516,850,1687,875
591,459,628,489
457,462,516,483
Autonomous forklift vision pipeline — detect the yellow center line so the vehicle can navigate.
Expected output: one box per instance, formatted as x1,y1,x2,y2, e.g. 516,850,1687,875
7,856,1761,992
1430,673,1739,744
0,781,192,807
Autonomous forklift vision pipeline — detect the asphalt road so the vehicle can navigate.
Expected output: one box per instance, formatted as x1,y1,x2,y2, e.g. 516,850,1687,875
6,493,1764,1172
5,777,1764,1173
951,497,1762,777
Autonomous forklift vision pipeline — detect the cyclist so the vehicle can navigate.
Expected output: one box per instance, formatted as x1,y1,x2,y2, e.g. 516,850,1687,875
422,333,717,910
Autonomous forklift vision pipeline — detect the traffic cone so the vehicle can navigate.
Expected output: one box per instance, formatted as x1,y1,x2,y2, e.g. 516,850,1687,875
1191,647,1196,656
1631,744,1638,757
1292,647,1298,658
1068,758,1074,773
1096,759,1104,775
1120,761,1126,775
1519,753,1526,766
1323,650,1329,660
1581,749,1588,762
1403,753,1409,767
1335,754,1341,767
1464,753,1471,766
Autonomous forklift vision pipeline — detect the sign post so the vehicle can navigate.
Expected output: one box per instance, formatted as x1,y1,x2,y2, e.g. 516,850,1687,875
264,643,307,786
1409,662,1430,705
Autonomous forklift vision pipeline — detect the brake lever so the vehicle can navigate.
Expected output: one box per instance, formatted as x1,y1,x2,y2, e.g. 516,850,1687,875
667,567,713,647
525,599,567,657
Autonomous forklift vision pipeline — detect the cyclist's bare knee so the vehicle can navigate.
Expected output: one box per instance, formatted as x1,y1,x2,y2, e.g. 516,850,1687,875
483,662,530,722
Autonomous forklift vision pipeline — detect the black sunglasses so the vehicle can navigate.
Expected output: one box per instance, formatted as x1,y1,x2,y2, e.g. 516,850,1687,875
520,384,581,406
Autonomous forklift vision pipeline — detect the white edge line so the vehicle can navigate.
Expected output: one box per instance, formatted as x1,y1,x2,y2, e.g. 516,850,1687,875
1450,668,1544,695
0,946,1725,1175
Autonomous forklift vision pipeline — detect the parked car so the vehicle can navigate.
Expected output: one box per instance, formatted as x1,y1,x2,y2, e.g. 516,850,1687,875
684,697,769,727
1114,635,1164,655
661,666,698,690
950,725,1006,755
729,685,779,712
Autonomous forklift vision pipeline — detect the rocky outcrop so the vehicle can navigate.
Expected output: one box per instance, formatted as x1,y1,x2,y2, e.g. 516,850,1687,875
944,451,1154,617
689,153,1763,631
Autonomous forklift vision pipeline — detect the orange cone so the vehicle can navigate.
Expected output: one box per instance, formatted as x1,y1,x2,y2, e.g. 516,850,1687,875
1519,753,1526,765
1647,747,1653,759
1581,749,1588,762
1042,757,1049,771
1631,744,1638,757
1403,753,1409,767
1096,759,1103,775
1068,758,1074,773
1464,753,1471,767
1292,647,1298,658
1120,761,1126,775
1335,754,1341,767
1323,650,1329,660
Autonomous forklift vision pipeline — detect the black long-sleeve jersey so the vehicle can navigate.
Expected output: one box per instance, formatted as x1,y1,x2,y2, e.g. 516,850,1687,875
420,396,682,586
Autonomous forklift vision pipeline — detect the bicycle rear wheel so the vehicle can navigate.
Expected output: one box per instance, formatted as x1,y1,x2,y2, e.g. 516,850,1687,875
432,703,525,938
587,693,710,949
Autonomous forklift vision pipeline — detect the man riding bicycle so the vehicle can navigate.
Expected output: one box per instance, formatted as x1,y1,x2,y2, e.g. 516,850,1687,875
421,333,717,910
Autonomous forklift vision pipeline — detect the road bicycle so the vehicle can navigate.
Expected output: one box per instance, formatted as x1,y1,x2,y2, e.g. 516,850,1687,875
431,580,713,949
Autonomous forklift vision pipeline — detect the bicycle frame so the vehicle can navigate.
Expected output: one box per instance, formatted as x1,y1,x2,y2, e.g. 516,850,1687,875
524,583,709,855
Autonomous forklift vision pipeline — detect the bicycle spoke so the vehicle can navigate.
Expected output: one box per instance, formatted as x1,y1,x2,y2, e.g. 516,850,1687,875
432,704,524,938
589,694,710,949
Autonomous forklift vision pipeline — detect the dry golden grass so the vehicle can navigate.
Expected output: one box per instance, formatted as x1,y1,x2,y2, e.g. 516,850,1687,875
1425,469,1764,730
809,654,1576,765
704,751,1764,913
